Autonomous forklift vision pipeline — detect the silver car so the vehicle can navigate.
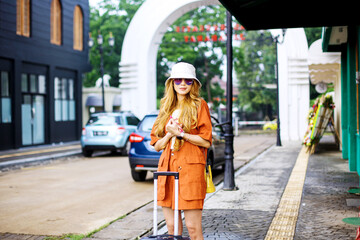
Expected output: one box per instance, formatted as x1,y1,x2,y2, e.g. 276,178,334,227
81,112,140,157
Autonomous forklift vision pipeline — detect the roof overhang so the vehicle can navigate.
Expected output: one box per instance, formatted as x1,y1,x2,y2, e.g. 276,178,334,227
112,95,122,106
322,26,348,52
308,39,341,85
219,0,360,30
85,94,102,106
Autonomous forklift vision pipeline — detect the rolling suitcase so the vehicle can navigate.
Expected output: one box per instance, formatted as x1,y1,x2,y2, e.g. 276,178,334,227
141,171,190,240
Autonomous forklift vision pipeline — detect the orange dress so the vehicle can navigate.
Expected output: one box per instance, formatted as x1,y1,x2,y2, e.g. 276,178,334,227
150,99,212,210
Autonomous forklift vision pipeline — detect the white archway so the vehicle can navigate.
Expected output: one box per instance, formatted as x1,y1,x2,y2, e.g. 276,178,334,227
119,0,220,118
120,1,309,141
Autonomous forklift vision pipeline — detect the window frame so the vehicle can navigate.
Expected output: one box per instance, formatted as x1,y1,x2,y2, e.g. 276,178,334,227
0,71,12,124
16,0,30,37
54,77,76,122
73,5,83,51
21,73,46,95
126,116,140,126
50,0,62,45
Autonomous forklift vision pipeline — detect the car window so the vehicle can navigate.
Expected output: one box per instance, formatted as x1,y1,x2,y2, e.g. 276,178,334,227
126,116,140,126
115,116,123,125
87,116,118,126
139,115,157,132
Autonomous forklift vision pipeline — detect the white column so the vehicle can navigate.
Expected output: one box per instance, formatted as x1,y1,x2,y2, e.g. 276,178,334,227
276,28,309,141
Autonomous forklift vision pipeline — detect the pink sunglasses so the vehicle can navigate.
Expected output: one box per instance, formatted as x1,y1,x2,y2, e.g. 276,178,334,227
173,78,193,85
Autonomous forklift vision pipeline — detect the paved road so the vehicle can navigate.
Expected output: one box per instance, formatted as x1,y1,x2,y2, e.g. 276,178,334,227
0,133,276,238
0,155,155,236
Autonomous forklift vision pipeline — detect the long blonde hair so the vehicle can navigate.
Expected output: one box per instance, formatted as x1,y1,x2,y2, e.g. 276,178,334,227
154,79,201,150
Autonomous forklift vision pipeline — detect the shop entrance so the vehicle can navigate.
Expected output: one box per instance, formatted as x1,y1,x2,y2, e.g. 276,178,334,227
21,74,46,146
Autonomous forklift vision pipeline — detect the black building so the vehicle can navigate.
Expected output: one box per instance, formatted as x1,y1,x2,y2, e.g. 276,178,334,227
0,0,91,150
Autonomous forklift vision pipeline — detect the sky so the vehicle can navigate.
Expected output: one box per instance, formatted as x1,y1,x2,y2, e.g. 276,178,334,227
89,0,103,7
89,0,120,8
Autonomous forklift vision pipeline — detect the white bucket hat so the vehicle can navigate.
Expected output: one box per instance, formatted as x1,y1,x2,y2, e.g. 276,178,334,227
166,62,202,87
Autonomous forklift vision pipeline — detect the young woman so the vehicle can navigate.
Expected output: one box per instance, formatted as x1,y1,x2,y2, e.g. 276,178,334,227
150,62,212,240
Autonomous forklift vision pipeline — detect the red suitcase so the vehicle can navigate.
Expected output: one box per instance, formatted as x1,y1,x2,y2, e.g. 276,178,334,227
141,172,190,240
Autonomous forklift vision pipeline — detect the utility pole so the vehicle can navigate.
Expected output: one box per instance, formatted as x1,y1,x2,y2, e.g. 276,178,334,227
99,43,105,111
274,35,282,147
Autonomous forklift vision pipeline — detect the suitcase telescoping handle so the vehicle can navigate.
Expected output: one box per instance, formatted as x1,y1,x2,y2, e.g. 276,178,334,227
153,172,179,236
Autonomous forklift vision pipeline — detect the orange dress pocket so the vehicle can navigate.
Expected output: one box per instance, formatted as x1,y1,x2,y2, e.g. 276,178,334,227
179,156,206,200
157,176,166,201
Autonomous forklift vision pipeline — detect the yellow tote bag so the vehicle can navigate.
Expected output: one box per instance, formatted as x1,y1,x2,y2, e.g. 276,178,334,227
205,165,216,193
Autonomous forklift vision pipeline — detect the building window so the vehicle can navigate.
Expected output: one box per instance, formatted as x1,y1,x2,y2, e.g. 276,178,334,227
16,0,30,37
50,0,62,45
1,71,11,123
21,73,46,94
54,77,75,121
73,5,83,51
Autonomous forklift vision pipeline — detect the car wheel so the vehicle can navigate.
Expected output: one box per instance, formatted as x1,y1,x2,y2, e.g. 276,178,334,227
121,139,131,156
82,149,93,157
131,169,147,182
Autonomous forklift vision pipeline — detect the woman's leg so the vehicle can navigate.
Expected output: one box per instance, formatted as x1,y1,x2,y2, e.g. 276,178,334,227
162,207,183,235
184,209,203,240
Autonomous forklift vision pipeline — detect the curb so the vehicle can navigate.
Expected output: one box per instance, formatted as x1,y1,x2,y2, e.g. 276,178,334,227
0,150,82,171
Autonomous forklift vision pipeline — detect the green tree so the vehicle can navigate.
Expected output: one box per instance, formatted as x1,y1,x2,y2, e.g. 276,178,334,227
85,0,145,88
304,27,322,47
233,30,276,119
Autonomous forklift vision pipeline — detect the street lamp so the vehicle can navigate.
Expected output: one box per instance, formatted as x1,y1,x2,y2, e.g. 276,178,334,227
217,11,237,191
273,29,286,147
218,19,285,190
88,31,115,112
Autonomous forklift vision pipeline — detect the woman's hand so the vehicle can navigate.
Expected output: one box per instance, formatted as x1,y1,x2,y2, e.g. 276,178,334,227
154,119,184,152
153,132,172,152
166,118,182,137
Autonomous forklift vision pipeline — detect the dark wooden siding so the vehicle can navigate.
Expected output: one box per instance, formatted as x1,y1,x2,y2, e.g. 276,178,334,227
0,2,16,35
0,0,90,71
0,0,91,149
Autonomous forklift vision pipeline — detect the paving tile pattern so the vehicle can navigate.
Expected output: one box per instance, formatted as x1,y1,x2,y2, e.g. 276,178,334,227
294,142,359,240
202,209,274,240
